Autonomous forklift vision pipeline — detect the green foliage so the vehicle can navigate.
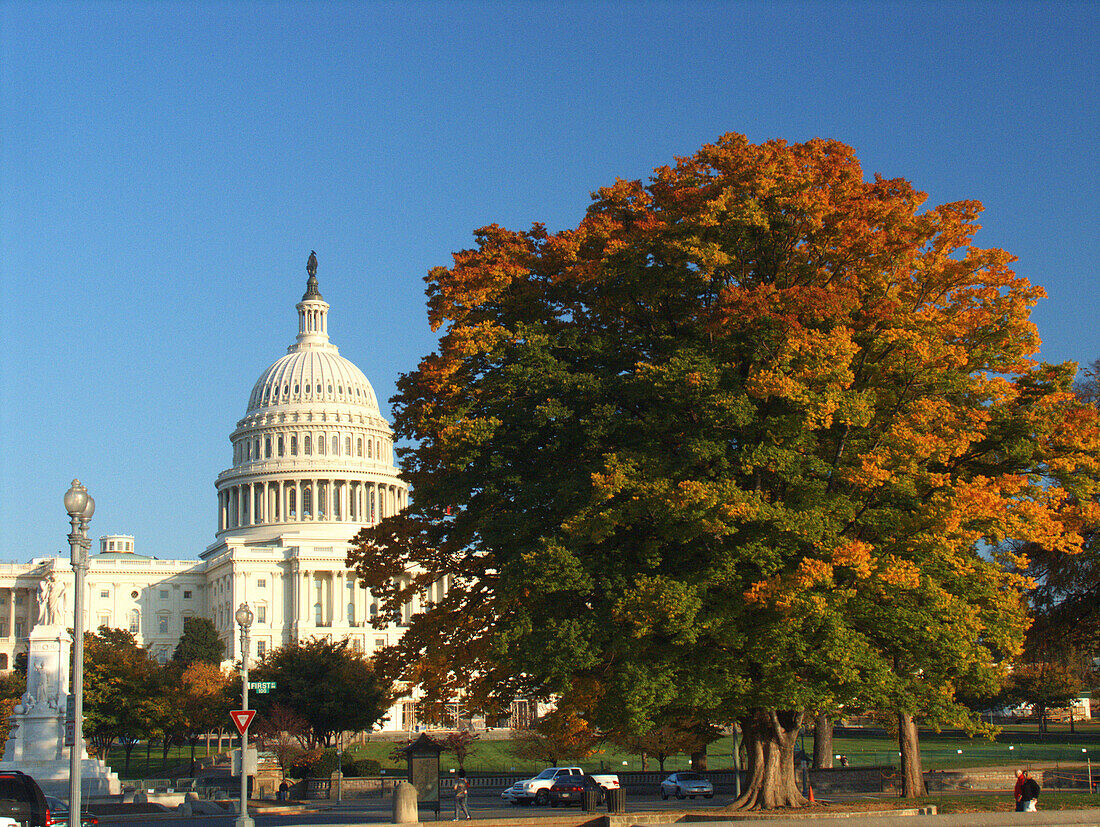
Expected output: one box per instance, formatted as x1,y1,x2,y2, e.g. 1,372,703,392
0,671,26,701
442,730,480,770
1004,663,1085,732
249,637,392,748
171,616,224,668
313,747,342,778
345,757,381,776
510,709,603,766
289,747,324,778
304,748,380,778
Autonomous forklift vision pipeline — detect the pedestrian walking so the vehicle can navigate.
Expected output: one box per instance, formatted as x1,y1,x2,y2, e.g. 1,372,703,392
453,769,470,820
1013,769,1025,811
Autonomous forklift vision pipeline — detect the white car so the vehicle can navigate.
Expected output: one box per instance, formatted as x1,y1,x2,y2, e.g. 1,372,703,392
501,766,584,805
660,771,714,799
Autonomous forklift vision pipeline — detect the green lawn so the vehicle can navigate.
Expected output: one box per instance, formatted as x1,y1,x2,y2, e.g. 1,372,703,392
103,723,1100,779
346,726,1100,776
104,741,227,781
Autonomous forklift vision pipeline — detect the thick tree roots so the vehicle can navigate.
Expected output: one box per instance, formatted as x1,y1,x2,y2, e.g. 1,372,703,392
729,708,808,810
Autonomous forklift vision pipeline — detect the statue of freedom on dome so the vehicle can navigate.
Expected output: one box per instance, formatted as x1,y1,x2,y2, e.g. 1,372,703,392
307,250,318,277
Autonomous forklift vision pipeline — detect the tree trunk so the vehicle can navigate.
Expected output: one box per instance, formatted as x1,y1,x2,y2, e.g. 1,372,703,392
658,753,666,772
690,748,708,771
898,712,925,798
731,708,807,810
812,714,833,769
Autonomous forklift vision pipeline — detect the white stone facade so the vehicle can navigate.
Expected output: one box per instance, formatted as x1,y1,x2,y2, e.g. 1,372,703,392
0,260,419,730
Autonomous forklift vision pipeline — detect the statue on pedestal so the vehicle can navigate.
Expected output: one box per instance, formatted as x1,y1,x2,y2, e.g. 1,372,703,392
1,625,120,796
35,575,64,626
36,578,52,625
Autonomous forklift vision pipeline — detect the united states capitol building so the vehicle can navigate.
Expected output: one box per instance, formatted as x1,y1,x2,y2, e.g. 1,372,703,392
0,259,443,732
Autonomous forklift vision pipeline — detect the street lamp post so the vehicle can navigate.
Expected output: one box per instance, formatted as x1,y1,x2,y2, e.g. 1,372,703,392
64,480,94,827
235,603,255,827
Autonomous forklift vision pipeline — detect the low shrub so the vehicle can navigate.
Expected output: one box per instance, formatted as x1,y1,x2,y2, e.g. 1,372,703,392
312,748,383,777
344,757,381,777
289,747,324,778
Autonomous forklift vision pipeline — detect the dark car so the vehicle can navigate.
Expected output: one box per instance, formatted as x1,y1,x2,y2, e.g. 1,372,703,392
0,770,48,827
548,774,605,807
44,796,98,827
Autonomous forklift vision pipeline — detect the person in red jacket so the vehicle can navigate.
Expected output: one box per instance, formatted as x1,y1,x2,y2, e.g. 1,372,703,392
1019,771,1041,811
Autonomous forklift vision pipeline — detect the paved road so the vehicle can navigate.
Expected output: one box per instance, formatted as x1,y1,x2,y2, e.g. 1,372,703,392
95,794,734,826
92,796,1100,827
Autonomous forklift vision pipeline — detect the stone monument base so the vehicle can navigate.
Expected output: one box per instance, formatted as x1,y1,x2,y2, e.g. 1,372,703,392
0,623,120,796
0,757,119,798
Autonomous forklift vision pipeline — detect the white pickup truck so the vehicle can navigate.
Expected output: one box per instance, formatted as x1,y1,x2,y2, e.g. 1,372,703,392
501,766,620,805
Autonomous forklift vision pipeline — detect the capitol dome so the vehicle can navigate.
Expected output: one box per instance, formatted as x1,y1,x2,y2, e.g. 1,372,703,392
213,255,408,541
247,350,379,414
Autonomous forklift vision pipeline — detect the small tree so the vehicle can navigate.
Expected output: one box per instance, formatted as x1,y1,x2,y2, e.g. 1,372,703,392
168,662,233,775
254,703,310,778
613,719,719,772
442,730,480,771
510,708,602,767
172,617,224,668
1007,663,1084,734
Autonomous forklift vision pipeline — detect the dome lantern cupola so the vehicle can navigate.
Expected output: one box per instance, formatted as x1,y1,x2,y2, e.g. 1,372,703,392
296,251,330,348
303,250,323,300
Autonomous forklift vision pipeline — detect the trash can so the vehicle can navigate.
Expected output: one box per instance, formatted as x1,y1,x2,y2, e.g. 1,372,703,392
606,787,626,813
581,786,600,812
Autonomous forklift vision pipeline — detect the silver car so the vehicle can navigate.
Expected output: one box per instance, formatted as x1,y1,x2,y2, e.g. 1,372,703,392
660,771,714,799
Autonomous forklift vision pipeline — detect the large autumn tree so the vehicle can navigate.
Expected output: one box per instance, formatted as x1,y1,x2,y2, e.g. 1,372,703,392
348,134,1100,809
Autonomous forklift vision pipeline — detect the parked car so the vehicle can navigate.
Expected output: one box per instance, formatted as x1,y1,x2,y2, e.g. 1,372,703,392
44,796,98,827
660,771,714,799
0,770,48,826
548,773,620,807
502,766,584,805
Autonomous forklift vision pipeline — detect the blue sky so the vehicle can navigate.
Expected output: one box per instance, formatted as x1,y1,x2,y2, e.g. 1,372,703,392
1,1,1096,562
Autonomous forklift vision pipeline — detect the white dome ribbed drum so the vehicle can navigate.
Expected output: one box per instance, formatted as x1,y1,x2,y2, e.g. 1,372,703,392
248,349,380,414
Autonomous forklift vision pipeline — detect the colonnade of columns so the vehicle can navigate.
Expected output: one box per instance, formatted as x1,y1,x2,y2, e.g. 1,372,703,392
218,479,406,532
0,587,25,638
291,568,384,630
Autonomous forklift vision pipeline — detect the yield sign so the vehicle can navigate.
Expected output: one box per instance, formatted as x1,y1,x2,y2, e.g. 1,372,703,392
230,710,256,736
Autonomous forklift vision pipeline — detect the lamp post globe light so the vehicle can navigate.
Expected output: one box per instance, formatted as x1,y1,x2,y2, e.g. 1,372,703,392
235,602,255,827
65,480,93,827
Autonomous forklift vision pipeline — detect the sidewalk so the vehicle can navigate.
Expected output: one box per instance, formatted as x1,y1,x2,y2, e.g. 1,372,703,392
629,811,1100,827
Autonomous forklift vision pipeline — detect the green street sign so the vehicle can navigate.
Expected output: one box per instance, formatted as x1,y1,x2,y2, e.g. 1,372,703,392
249,681,276,693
